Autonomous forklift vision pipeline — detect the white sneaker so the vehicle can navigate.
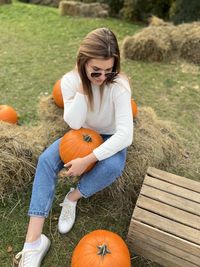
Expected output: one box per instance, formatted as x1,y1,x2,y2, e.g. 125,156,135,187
15,234,51,267
58,187,77,234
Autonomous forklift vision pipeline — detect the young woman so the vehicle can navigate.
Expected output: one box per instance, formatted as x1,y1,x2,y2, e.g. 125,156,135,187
16,27,133,267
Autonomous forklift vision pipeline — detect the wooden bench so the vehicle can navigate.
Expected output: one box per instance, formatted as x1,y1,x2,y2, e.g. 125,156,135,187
127,167,200,267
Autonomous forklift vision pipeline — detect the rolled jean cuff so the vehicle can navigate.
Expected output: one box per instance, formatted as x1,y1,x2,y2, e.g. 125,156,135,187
77,184,88,198
28,211,48,218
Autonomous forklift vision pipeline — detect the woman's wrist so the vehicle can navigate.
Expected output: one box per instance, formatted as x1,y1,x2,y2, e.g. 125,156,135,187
83,153,98,165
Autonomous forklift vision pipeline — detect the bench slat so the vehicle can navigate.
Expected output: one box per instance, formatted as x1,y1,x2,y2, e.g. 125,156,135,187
137,195,200,229
140,184,200,216
147,167,200,193
128,220,200,257
133,207,200,245
130,230,200,265
133,239,199,267
144,175,200,203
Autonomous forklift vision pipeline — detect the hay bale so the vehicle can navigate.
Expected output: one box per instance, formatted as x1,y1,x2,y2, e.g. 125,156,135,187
0,103,69,200
180,31,200,65
59,1,109,17
122,27,172,62
38,95,64,122
0,0,11,4
148,15,172,27
0,121,57,200
59,1,80,16
122,21,200,64
37,95,70,144
169,22,200,52
0,122,39,200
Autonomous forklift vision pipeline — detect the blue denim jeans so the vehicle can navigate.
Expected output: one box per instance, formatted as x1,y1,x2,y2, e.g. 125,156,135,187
28,135,127,218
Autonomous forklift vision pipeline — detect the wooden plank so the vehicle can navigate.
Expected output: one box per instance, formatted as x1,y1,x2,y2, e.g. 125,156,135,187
143,175,200,203
147,167,200,193
130,230,200,265
133,207,200,245
128,220,200,257
140,184,200,216
136,195,200,229
132,239,199,267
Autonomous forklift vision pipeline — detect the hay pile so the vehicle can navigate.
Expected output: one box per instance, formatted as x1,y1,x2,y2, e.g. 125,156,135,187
0,96,70,200
122,26,173,62
0,121,56,200
59,1,109,18
148,15,173,27
38,95,64,124
121,107,186,198
37,95,70,146
169,22,200,51
0,122,39,200
122,18,200,65
180,31,200,65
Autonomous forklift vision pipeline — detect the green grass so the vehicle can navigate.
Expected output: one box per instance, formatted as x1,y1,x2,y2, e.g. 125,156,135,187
0,1,200,267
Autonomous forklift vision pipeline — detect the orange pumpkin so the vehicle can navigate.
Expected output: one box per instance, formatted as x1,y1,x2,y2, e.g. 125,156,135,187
59,128,103,172
71,229,131,267
0,105,18,124
52,79,64,108
131,98,138,118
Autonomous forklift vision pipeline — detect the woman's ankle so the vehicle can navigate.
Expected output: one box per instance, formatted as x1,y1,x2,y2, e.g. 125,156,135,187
25,216,45,243
24,236,41,249
67,189,82,202
25,234,41,243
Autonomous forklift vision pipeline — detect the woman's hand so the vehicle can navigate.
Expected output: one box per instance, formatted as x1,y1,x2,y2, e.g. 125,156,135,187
64,153,98,177
64,158,89,176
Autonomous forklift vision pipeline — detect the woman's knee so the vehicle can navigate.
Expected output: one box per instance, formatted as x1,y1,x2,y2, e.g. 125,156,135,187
102,153,126,177
37,140,63,172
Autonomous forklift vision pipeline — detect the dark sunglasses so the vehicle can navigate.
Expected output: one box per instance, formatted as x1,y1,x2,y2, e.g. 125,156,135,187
90,71,117,80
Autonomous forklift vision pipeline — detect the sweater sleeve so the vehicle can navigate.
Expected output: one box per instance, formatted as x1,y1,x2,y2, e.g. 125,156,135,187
93,83,134,161
61,72,88,129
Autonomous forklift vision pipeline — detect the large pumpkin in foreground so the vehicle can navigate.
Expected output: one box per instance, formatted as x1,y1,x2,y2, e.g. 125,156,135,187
71,229,131,267
59,128,103,172
0,105,18,124
52,79,64,108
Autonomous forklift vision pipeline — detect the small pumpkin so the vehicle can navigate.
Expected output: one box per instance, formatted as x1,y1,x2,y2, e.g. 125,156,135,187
0,105,18,124
59,128,103,172
71,229,131,267
131,98,138,118
52,79,64,108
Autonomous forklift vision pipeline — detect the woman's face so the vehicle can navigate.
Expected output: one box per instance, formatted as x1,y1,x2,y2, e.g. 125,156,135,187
86,58,115,86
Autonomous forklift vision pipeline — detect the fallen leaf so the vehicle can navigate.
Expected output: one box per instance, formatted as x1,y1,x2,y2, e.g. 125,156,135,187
7,245,13,253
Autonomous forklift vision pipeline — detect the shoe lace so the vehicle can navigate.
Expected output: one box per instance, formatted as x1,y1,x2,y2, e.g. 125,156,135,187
15,249,35,266
59,201,75,221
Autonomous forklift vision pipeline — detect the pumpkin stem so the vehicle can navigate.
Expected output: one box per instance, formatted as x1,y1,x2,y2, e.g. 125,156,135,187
97,244,111,257
83,134,92,143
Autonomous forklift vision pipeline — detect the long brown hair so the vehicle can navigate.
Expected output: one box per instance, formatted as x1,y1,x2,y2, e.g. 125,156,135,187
76,28,120,110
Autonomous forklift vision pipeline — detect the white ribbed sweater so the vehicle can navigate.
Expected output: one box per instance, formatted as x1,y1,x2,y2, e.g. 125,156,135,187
61,70,133,161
